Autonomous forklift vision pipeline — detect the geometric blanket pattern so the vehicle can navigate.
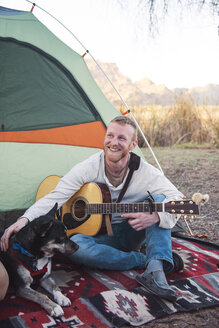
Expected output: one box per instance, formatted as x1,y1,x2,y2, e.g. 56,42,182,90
0,236,218,328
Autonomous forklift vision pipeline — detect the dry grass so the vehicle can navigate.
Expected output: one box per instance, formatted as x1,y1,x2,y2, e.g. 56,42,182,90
118,94,219,148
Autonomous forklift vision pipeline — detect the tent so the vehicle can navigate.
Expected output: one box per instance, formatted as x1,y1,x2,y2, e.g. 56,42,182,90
0,5,142,211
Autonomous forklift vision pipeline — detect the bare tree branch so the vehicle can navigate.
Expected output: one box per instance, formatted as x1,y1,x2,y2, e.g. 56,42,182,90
116,0,219,36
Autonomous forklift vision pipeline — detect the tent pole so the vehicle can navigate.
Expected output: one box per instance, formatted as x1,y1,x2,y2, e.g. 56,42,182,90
25,0,163,173
127,111,164,174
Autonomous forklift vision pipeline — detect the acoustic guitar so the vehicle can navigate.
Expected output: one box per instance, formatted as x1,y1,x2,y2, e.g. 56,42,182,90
36,175,200,237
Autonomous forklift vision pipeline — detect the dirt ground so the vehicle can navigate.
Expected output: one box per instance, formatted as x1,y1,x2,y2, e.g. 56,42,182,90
138,147,219,328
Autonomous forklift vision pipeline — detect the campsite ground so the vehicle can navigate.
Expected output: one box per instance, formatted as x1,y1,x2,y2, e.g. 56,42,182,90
135,147,219,328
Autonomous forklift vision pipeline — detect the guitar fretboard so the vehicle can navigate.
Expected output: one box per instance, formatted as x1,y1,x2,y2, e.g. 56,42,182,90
87,202,164,214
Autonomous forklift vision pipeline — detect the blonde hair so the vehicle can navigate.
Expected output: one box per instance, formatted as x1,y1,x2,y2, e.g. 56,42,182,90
110,116,137,140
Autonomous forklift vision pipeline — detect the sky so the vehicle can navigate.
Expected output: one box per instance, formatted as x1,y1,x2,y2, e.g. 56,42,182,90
1,0,219,89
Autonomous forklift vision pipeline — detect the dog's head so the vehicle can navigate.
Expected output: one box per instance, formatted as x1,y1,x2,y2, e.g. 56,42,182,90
15,203,79,258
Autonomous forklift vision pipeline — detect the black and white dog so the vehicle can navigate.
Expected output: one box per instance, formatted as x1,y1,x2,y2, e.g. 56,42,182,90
1,204,79,317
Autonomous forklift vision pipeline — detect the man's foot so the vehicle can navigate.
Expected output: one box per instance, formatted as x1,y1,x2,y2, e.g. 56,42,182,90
136,271,178,302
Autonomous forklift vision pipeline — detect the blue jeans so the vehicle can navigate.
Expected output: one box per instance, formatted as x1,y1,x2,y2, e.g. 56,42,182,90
69,195,174,272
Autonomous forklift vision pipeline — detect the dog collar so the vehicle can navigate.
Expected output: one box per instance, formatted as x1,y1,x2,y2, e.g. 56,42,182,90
10,242,49,278
12,242,33,257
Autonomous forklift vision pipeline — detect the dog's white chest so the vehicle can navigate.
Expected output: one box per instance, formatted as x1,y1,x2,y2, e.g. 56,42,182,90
36,257,50,270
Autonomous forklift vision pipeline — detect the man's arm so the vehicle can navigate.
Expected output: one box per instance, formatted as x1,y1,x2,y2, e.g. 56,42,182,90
123,159,183,230
0,169,84,251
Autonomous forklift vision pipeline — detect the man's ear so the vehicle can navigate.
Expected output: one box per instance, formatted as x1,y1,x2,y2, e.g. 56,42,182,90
130,139,138,151
46,203,58,218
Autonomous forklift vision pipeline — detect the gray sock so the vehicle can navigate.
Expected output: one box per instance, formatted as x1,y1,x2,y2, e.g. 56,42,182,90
145,259,163,273
142,259,170,289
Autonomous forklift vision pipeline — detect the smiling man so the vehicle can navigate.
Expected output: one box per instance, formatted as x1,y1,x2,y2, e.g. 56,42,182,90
104,118,137,186
1,116,183,302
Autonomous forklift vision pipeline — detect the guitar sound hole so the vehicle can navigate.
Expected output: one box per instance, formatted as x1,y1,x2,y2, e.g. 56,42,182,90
72,199,86,220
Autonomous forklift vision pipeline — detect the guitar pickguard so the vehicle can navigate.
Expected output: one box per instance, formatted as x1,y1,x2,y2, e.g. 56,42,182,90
62,212,90,229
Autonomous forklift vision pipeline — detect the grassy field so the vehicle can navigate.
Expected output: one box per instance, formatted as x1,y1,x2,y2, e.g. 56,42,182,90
118,95,219,148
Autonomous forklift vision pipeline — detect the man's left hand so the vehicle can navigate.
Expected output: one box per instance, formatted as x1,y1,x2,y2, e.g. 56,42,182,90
122,212,160,230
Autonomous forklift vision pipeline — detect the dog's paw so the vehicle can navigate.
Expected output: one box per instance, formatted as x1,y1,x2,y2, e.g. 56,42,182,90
58,295,71,307
54,291,71,307
50,304,64,317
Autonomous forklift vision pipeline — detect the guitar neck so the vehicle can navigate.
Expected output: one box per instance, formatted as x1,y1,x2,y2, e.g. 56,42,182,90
86,199,199,215
70,183,199,218
87,202,163,214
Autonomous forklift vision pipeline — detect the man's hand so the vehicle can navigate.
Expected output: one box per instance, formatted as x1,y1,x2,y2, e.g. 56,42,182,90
0,217,29,252
122,212,160,231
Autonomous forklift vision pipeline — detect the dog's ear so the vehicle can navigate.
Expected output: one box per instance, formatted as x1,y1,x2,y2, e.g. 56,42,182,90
46,203,58,218
40,220,54,237
33,219,54,237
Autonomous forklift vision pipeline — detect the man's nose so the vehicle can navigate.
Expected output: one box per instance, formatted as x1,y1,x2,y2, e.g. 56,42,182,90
110,137,119,145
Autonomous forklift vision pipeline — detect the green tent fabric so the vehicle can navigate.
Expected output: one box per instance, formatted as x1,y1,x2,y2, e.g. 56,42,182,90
1,39,99,131
0,6,142,211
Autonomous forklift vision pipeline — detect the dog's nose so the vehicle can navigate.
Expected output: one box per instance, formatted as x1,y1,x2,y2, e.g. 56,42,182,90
64,240,79,255
71,241,79,252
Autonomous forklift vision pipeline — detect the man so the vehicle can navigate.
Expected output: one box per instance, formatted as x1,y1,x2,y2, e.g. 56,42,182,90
1,116,183,302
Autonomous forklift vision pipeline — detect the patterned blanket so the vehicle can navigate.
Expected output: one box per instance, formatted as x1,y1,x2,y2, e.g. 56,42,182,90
0,235,218,327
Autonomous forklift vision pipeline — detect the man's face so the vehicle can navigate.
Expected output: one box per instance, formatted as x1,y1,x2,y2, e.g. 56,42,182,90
104,122,137,163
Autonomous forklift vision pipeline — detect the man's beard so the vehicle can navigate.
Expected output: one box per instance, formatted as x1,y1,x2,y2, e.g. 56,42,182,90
104,146,129,163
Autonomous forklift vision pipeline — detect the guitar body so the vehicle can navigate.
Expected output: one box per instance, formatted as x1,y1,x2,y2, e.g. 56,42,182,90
62,182,111,236
36,175,61,201
35,176,112,236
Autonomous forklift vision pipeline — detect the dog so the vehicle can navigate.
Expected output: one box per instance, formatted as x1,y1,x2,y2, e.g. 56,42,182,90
0,203,79,317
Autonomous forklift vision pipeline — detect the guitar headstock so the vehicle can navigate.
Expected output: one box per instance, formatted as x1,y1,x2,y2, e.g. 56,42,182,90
165,199,199,215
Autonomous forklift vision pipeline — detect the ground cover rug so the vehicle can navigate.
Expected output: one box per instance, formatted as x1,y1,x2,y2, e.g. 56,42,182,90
0,235,218,328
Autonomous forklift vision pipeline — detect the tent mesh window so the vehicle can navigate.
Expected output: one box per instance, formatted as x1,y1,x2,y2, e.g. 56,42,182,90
0,38,102,132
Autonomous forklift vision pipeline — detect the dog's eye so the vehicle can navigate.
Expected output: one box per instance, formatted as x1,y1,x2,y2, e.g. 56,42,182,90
56,236,66,243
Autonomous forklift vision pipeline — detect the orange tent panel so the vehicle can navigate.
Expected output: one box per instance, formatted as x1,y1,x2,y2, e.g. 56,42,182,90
0,121,106,148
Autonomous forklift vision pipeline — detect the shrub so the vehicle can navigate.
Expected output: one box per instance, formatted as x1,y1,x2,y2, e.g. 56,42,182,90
118,94,219,148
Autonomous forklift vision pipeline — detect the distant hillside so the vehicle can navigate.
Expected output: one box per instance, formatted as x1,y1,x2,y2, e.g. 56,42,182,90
85,59,219,106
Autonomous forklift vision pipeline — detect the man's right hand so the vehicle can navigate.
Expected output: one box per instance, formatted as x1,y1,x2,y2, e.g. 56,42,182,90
0,217,29,252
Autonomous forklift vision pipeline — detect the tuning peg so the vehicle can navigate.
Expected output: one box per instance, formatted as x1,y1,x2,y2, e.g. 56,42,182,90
182,196,187,199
